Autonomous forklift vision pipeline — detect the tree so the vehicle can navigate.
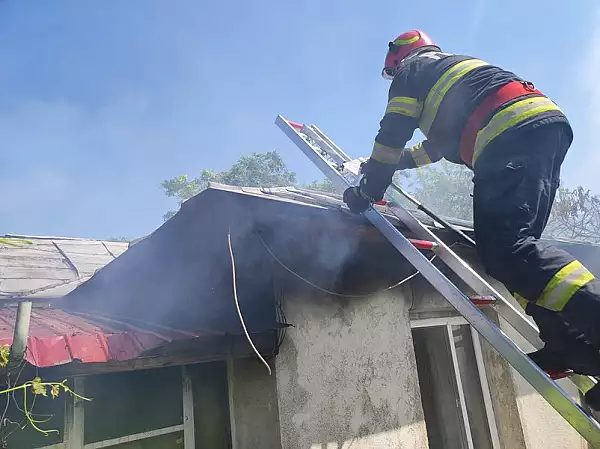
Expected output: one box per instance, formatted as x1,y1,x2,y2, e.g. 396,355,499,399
401,160,600,244
161,151,335,220
544,186,600,243
304,178,337,194
409,160,474,221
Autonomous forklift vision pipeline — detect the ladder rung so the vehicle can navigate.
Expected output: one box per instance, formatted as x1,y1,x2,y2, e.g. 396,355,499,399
408,239,438,251
548,370,574,380
288,120,305,130
469,295,497,306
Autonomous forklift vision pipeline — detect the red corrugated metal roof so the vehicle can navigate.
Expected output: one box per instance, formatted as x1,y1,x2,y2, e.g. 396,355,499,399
0,308,187,368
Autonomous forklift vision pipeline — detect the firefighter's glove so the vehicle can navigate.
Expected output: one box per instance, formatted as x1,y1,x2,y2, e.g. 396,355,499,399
343,158,396,214
343,182,372,214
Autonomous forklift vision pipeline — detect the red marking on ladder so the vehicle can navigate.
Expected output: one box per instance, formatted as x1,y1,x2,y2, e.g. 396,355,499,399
469,295,497,306
547,370,573,380
288,120,305,130
374,200,388,206
408,239,438,251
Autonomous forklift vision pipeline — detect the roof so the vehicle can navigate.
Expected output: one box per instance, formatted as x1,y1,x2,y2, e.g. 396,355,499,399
5,183,600,372
0,234,129,299
61,184,461,339
0,236,185,368
206,183,474,232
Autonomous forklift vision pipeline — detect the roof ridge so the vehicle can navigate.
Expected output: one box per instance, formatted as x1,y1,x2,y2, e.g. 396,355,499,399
3,234,129,244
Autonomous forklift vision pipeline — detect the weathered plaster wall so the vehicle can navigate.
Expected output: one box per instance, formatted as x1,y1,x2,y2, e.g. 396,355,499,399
227,358,282,449
275,283,428,449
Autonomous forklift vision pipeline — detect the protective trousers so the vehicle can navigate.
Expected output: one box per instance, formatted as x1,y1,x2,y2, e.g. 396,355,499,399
472,123,600,367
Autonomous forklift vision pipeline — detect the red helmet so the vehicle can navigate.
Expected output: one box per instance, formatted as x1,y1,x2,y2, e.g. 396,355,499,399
382,30,439,79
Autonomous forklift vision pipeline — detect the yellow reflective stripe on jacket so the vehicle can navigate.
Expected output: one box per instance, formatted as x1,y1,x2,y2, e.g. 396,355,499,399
514,292,528,310
536,260,595,312
386,96,423,118
419,59,489,135
372,141,402,165
407,142,432,167
472,96,563,165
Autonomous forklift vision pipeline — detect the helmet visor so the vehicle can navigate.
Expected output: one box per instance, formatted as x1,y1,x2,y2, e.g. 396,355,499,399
382,67,395,80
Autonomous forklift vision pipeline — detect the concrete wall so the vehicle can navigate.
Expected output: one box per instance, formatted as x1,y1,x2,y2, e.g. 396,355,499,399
227,358,282,449
275,283,429,449
268,246,587,448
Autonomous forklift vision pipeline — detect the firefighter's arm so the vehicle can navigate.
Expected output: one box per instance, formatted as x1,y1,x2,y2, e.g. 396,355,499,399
396,140,443,170
370,96,421,167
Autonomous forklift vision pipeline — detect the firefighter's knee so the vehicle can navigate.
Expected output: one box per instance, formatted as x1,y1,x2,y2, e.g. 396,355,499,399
535,260,595,312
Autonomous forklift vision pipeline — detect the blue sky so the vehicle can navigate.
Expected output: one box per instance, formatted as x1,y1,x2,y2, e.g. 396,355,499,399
0,0,598,239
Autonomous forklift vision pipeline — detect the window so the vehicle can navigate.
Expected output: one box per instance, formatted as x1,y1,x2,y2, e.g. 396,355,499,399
84,366,184,448
0,361,234,449
412,317,501,449
187,362,232,449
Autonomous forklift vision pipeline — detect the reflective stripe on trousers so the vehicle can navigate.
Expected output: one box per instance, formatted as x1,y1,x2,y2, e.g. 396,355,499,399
536,260,595,312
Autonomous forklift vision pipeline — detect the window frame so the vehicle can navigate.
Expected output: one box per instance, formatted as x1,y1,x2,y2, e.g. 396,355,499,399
411,316,501,449
37,367,195,449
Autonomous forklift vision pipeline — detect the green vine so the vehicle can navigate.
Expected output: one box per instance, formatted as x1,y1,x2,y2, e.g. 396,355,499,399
2,378,91,436
0,345,92,437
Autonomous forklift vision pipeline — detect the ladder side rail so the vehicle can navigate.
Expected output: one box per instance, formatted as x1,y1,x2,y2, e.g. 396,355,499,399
301,123,598,393
385,196,599,393
309,125,351,163
275,114,600,444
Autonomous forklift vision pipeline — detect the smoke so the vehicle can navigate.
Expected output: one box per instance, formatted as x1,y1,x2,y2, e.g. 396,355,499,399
257,209,363,295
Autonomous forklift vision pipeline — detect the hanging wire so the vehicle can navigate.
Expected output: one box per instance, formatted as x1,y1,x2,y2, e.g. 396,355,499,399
228,224,272,376
256,232,437,298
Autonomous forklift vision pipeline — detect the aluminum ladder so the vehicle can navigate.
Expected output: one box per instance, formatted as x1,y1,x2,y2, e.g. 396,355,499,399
275,114,600,446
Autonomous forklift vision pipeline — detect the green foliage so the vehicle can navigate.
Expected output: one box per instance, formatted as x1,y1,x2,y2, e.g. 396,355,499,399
161,151,297,220
0,347,9,368
545,186,600,243
0,345,91,438
161,151,335,220
410,160,474,221
304,178,337,194
403,160,600,244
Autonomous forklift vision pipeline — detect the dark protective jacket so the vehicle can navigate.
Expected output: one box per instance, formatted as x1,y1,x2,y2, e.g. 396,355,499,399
370,49,573,170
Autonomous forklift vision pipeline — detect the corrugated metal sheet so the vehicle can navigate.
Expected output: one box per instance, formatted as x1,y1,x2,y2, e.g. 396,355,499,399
0,307,182,367
0,235,129,298
0,236,164,367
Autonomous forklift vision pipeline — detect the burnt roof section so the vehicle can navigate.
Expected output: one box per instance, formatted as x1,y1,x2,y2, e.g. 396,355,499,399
59,182,600,340
62,184,433,338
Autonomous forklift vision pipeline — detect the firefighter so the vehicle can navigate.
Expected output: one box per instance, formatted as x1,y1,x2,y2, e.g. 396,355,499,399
343,30,600,403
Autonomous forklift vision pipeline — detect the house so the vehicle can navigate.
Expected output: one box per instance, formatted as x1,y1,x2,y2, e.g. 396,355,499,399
0,183,597,449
